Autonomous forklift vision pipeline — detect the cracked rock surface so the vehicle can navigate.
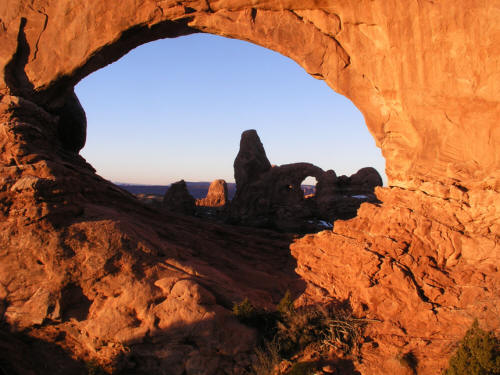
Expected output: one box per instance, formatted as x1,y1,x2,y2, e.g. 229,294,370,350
0,1,499,374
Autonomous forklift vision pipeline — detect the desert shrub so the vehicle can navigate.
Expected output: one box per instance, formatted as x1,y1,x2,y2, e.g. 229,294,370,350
277,290,295,317
277,305,328,358
86,360,106,375
444,320,500,375
239,293,369,374
233,298,278,342
320,308,365,357
252,339,281,375
233,298,257,323
287,361,319,375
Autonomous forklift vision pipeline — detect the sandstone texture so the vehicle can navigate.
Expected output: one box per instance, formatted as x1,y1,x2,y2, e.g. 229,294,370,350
291,185,500,374
196,179,229,208
0,1,499,375
230,130,382,231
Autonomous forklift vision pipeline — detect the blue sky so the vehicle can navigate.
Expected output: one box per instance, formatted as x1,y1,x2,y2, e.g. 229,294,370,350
75,33,386,185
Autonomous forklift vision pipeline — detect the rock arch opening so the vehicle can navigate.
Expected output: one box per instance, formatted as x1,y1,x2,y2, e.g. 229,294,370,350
0,3,497,375
75,34,386,202
301,176,318,197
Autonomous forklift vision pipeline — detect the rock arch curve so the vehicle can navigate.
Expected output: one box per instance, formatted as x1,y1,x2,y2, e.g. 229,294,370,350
0,2,498,375
1,1,498,185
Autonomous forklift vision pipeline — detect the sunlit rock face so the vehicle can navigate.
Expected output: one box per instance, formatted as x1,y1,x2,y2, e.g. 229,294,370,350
0,1,498,374
196,179,229,208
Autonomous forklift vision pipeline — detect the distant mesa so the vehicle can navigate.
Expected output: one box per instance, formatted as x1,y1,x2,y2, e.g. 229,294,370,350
119,182,236,200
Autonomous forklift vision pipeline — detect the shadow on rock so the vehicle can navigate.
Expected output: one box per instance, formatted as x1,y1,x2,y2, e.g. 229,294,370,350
0,322,87,375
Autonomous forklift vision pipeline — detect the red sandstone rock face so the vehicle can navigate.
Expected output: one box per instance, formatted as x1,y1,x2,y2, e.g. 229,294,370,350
1,0,498,184
0,1,498,375
0,98,301,373
196,179,228,208
291,186,500,374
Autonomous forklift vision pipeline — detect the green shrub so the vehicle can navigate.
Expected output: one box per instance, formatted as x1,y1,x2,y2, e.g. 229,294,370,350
233,298,279,342
233,298,257,323
444,320,500,375
277,290,295,317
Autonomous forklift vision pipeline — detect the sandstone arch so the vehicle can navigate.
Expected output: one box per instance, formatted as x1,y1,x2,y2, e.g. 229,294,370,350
1,0,498,185
0,1,498,375
230,130,384,230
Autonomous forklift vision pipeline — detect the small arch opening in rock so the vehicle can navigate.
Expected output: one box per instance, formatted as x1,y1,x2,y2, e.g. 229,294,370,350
301,176,318,198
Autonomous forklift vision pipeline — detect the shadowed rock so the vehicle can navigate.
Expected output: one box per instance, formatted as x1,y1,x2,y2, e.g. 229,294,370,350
229,130,382,231
234,129,271,191
163,180,195,215
55,90,87,153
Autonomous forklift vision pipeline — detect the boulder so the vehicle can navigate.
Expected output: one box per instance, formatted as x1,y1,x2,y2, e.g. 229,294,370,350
345,167,383,195
163,180,195,215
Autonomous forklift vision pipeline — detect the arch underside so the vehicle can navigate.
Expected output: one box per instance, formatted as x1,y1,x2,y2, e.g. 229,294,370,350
1,0,498,184
0,1,498,375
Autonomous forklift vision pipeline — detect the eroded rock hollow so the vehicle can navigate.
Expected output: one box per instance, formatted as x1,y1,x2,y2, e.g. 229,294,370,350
0,1,498,374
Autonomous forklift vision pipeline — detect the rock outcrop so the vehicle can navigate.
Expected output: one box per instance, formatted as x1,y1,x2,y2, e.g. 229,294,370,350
230,130,382,231
0,1,498,375
291,186,500,374
196,179,229,208
163,180,196,215
351,167,382,189
233,129,272,189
